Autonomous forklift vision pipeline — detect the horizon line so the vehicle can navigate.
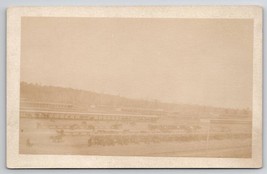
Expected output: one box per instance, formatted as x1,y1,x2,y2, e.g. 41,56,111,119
20,81,251,111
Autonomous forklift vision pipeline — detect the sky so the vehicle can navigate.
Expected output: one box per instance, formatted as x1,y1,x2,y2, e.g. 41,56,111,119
21,17,253,109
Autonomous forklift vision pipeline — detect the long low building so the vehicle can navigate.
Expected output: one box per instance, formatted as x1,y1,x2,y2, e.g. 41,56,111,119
20,109,159,122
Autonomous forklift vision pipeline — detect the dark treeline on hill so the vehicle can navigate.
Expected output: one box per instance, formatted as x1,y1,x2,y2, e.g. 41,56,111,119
20,82,250,114
20,82,170,109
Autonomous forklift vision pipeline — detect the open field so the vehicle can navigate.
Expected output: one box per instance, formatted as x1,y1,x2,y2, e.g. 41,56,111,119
19,117,252,158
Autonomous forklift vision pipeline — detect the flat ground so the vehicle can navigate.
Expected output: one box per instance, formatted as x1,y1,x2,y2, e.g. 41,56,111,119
19,118,252,158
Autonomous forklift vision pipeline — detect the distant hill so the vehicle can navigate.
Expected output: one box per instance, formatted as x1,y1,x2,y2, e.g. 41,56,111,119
20,82,250,115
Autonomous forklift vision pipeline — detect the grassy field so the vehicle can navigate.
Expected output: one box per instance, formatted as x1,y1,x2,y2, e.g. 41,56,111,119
19,117,252,158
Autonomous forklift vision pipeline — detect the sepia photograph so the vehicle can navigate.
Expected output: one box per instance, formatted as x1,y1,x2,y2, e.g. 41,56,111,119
6,6,262,168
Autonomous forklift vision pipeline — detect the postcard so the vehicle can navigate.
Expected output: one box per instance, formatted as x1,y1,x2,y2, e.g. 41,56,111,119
6,6,262,168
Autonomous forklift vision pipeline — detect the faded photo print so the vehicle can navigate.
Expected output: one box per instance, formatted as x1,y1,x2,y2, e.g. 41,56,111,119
19,17,253,158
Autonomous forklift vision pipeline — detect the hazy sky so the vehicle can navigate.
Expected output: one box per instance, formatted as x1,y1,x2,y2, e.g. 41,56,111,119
21,17,253,109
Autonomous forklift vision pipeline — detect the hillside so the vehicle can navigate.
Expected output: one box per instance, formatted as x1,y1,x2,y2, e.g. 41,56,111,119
20,81,250,116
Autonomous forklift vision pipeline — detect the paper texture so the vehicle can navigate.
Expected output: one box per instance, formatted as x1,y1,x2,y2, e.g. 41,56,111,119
6,6,262,168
